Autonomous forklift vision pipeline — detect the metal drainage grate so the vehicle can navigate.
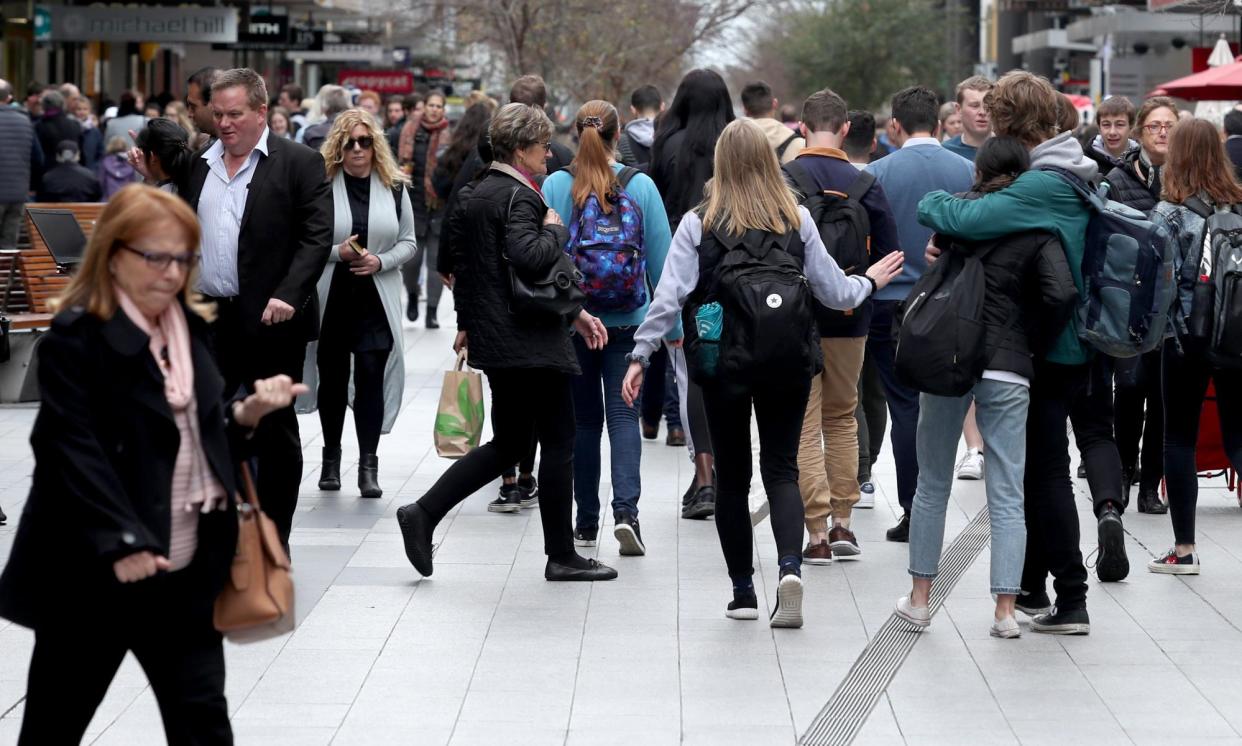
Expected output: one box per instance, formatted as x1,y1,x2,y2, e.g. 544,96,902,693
798,506,993,746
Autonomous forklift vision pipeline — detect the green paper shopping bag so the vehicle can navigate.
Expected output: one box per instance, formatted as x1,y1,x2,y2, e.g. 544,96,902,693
434,350,486,458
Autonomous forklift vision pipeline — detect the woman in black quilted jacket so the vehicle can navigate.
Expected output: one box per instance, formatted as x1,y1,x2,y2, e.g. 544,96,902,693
1102,96,1179,514
395,103,619,583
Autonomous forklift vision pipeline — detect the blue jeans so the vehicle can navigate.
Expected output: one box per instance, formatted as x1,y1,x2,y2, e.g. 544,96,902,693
908,379,1029,595
867,300,920,513
572,326,641,528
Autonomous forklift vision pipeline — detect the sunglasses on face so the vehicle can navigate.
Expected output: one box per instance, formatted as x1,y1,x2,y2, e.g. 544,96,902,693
119,243,199,270
346,136,375,151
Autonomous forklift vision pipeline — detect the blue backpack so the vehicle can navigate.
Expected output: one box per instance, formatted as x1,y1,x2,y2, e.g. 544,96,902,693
1043,166,1175,358
564,166,647,313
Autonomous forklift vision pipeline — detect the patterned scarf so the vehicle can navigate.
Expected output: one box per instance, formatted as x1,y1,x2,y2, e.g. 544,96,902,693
398,114,451,209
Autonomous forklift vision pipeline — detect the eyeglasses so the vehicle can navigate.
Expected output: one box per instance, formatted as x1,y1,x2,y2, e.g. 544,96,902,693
346,136,375,151
541,142,553,151
118,243,199,270
1143,122,1175,134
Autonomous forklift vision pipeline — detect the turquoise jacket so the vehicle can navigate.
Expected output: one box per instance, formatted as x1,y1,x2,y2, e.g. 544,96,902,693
543,163,680,338
917,134,1098,366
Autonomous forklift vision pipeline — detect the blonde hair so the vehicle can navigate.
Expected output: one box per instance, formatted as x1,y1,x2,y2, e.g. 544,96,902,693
55,184,206,320
321,108,409,188
699,119,802,237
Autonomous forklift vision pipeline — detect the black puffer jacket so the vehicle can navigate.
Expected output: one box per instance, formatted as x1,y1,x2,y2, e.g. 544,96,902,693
940,192,1078,380
451,166,579,374
1104,151,1160,213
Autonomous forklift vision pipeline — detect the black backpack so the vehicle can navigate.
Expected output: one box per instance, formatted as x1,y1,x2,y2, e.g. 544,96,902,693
783,160,874,323
1183,197,1242,369
682,225,821,387
894,243,992,397
775,132,800,160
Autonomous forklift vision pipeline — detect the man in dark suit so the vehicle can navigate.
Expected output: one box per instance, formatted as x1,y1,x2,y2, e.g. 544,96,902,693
180,68,333,545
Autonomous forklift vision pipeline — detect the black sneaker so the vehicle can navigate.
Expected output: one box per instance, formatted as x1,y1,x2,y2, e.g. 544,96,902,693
726,591,759,620
885,514,910,543
1137,487,1167,515
1032,606,1090,635
395,503,435,576
769,567,804,628
1095,504,1130,582
488,484,523,513
1015,591,1053,617
682,485,716,520
574,525,599,547
1148,548,1200,575
0,503,6,525
516,476,539,508
614,514,646,556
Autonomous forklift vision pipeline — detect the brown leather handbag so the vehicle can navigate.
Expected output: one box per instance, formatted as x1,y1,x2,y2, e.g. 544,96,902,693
213,464,295,642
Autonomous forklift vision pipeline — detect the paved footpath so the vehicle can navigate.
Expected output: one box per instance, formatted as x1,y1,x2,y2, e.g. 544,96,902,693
3,307,1242,745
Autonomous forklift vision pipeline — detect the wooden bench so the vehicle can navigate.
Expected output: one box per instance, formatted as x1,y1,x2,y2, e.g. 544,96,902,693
2,204,102,401
17,202,104,319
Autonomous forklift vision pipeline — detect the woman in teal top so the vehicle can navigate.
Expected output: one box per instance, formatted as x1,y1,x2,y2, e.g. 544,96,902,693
542,100,677,555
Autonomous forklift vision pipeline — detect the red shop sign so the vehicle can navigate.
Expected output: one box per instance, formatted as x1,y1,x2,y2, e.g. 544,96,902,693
337,69,414,94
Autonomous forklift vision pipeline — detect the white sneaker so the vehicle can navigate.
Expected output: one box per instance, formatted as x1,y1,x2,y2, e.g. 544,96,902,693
895,595,930,628
856,481,875,509
955,448,984,480
990,614,1021,639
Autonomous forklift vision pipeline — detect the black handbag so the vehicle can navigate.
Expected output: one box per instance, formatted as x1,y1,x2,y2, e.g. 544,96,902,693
503,188,585,317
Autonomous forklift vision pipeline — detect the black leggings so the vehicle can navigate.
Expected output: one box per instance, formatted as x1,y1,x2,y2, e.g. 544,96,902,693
1162,339,1242,545
20,561,231,745
417,367,575,556
1114,347,1164,490
703,377,810,579
318,347,388,454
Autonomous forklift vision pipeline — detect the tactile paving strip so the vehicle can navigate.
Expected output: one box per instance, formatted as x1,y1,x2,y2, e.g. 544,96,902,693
798,506,993,746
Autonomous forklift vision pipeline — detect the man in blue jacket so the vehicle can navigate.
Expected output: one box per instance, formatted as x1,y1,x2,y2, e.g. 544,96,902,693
865,86,973,541
786,88,900,561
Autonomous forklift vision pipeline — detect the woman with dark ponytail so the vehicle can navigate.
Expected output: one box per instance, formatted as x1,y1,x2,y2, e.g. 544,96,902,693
901,136,1077,638
134,118,194,195
541,100,673,553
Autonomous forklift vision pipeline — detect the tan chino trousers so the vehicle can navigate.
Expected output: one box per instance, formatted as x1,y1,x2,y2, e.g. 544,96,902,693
798,336,867,532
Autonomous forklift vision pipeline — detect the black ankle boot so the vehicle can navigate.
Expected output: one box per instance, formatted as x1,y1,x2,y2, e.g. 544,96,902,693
426,307,439,329
319,447,342,491
359,454,382,498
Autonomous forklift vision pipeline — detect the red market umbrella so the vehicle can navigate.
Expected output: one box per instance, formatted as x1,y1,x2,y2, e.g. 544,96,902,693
1152,58,1242,100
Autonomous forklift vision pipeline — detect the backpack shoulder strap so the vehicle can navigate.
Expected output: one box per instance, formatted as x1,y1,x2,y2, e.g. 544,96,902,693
845,170,876,203
1184,196,1213,219
775,132,798,159
782,160,819,202
617,166,640,190
393,184,404,221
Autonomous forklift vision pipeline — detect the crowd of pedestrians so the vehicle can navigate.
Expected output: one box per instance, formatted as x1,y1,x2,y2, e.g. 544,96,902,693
1,62,1242,744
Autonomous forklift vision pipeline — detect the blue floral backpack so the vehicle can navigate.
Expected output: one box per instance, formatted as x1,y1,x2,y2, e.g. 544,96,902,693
563,165,647,313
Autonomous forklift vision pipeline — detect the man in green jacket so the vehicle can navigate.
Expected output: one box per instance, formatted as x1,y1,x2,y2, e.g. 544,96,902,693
917,71,1127,636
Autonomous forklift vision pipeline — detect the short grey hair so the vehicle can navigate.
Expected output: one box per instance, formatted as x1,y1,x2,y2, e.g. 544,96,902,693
0,79,12,103
489,103,553,164
211,68,268,112
318,85,350,117
41,89,65,111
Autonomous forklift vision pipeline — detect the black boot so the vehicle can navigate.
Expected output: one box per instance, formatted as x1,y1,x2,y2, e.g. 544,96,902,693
359,454,382,498
425,307,439,330
319,447,342,491
1137,486,1167,514
0,503,7,525
406,290,420,322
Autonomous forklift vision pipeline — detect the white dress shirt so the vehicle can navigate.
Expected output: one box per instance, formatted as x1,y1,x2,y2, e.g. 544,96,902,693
196,128,270,297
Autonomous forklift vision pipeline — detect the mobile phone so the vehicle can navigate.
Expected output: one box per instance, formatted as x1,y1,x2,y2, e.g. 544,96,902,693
348,239,368,258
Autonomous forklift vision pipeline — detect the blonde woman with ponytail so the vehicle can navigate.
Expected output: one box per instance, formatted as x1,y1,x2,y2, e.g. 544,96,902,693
620,119,903,627
542,100,673,554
